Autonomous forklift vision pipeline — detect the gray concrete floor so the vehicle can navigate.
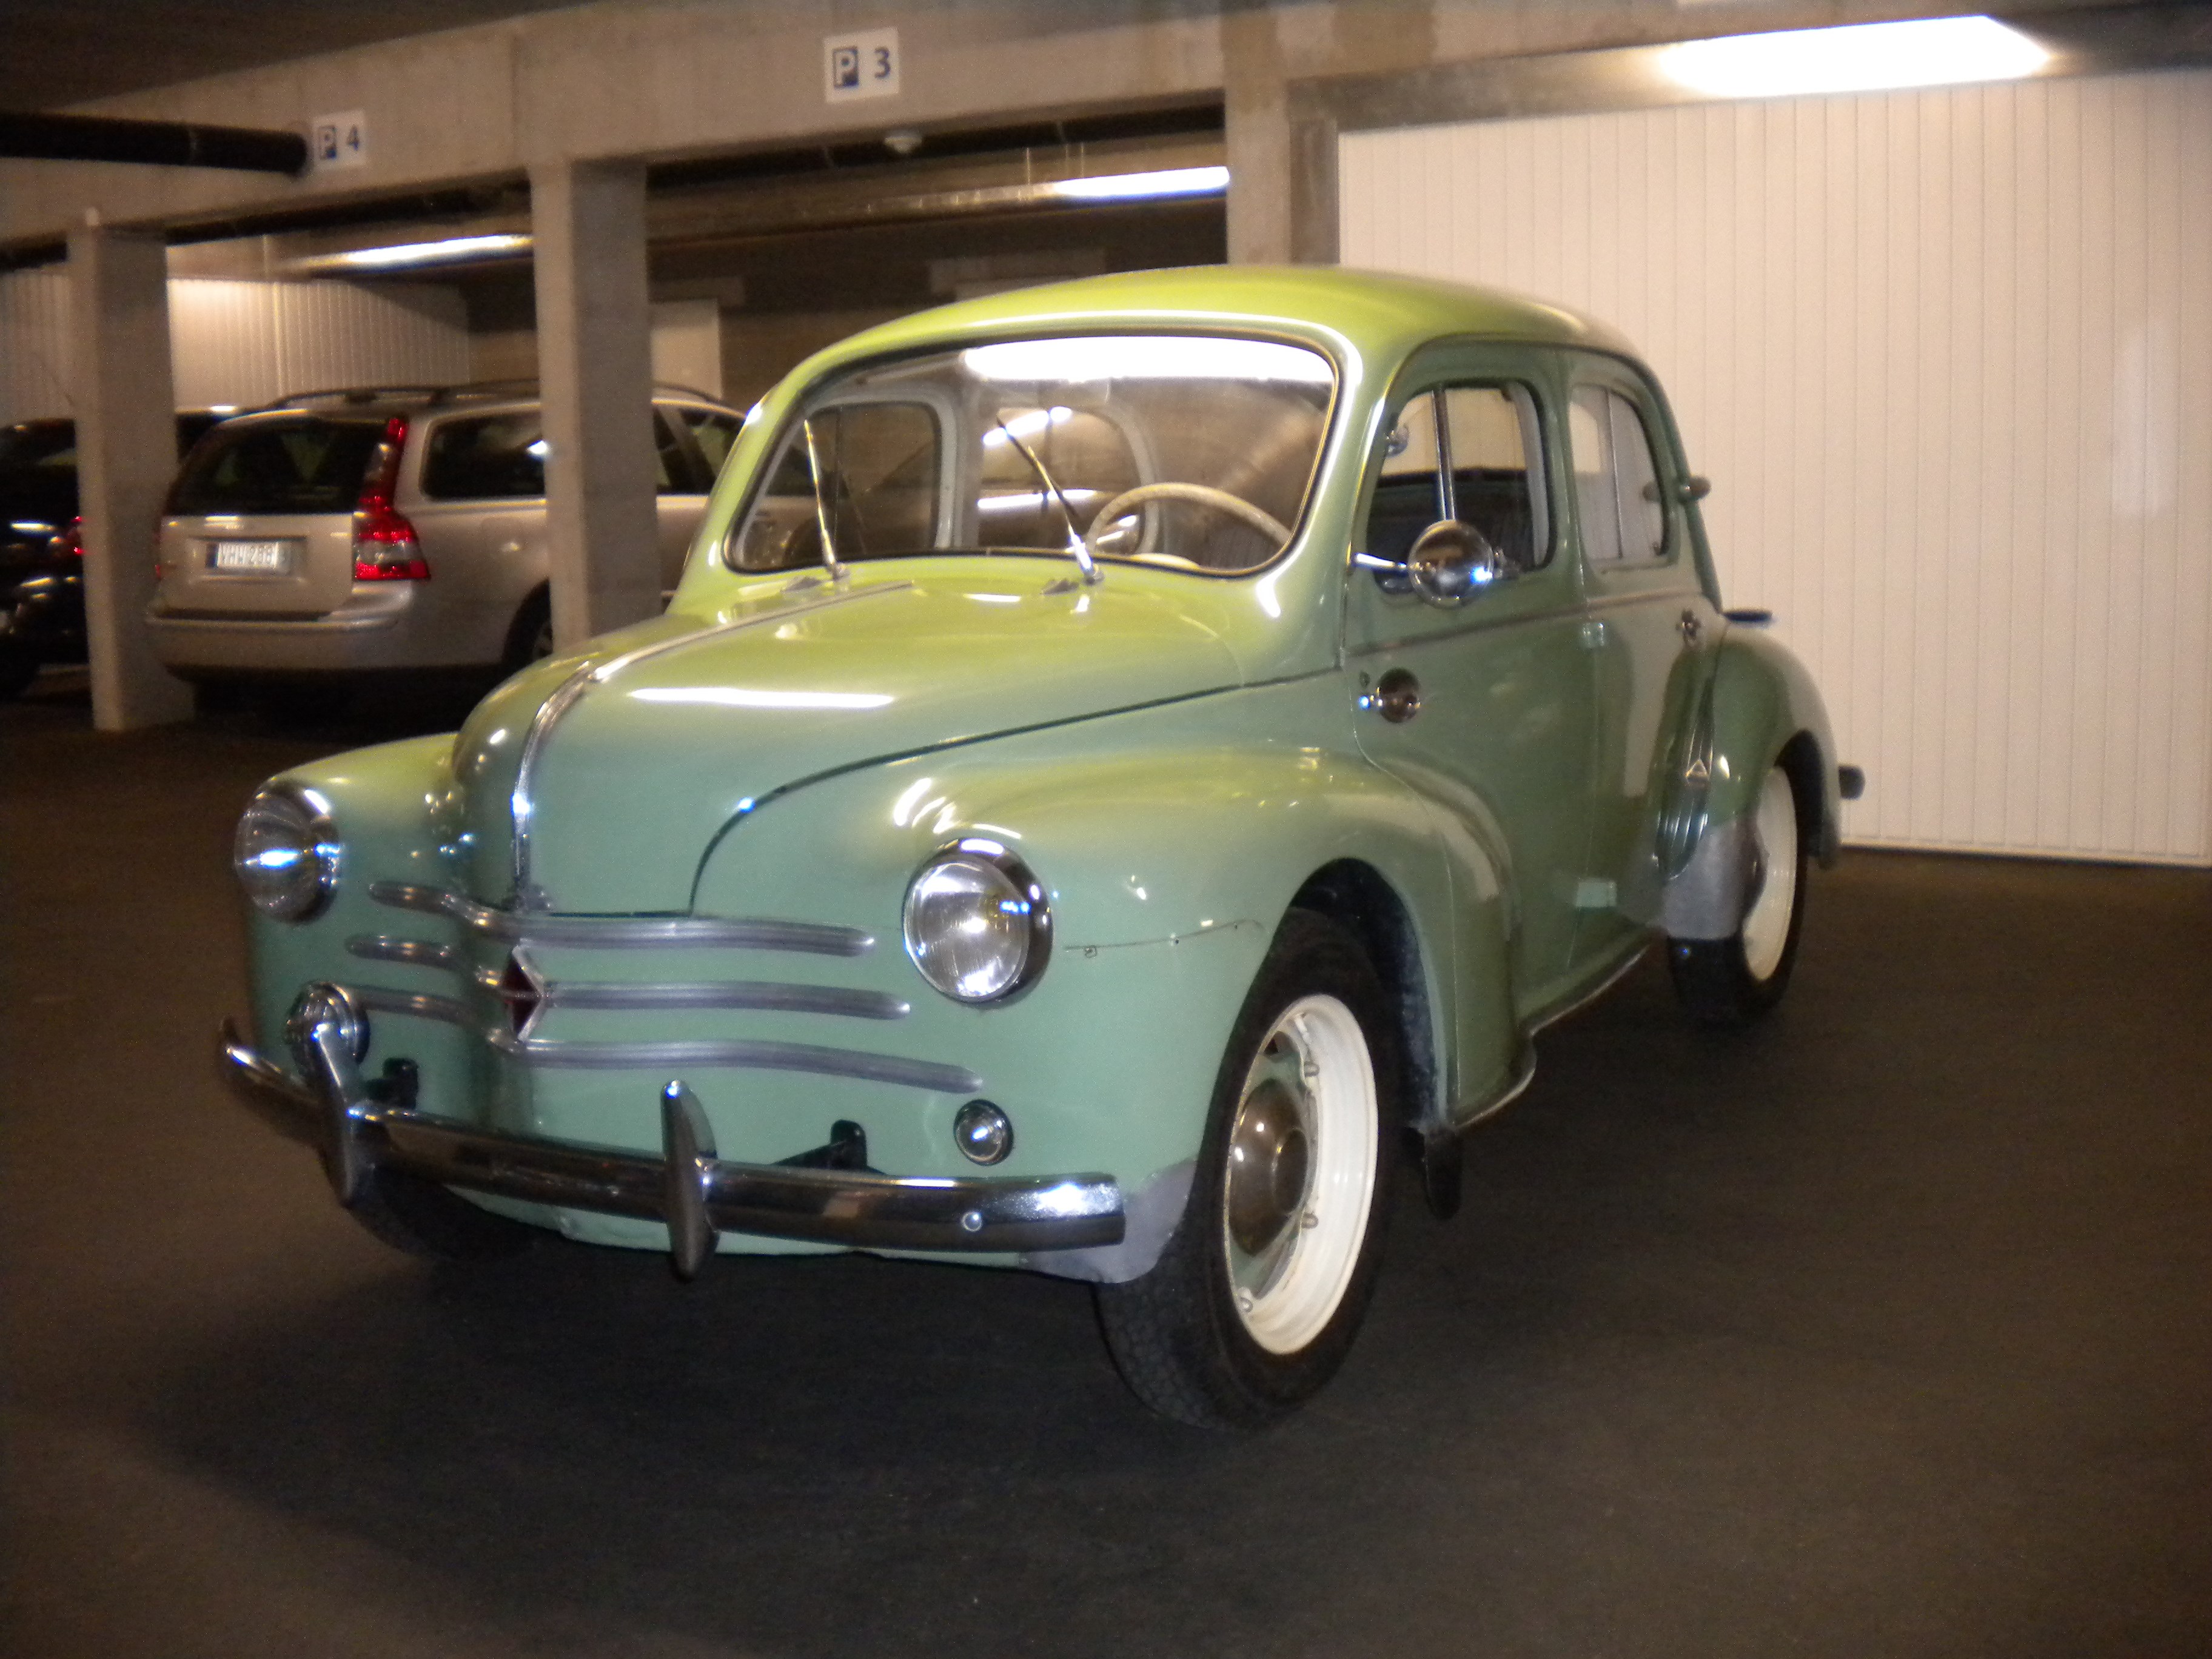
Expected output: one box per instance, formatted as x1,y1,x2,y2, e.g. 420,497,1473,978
4,665,2210,1659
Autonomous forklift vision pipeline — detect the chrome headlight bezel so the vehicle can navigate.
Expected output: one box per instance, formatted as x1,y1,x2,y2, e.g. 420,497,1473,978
234,783,341,922
901,837,1051,1004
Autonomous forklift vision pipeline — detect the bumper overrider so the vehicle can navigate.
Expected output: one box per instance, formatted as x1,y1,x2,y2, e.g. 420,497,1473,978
220,982,1125,1275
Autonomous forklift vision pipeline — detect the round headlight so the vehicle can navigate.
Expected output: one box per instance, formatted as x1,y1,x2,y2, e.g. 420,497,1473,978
234,785,340,921
902,839,1050,1003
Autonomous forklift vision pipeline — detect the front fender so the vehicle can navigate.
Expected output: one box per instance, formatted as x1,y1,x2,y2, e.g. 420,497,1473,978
240,734,461,1056
691,679,1513,1203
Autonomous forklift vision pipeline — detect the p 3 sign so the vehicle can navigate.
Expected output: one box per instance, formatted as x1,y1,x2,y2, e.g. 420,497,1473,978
823,28,900,102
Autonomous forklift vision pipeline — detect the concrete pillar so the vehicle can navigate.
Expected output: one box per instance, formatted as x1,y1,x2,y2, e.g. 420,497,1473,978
529,157,658,649
1224,10,1293,266
67,221,193,730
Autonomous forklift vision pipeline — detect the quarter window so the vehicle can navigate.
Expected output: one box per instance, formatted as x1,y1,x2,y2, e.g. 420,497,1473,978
421,413,546,500
1569,386,1669,566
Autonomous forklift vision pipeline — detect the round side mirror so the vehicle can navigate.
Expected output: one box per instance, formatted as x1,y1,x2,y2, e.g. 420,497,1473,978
1407,520,1506,607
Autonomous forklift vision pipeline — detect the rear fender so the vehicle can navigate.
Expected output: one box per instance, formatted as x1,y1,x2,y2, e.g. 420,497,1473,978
1658,626,1840,940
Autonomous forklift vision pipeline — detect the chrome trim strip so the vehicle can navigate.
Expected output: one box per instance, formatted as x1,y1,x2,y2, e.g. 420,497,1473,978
498,1034,982,1095
349,985,471,1025
220,1013,1120,1256
508,581,913,905
368,881,873,956
544,982,909,1020
346,936,461,973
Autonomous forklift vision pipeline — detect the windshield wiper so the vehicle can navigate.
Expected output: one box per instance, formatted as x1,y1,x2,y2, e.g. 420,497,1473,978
991,417,1101,586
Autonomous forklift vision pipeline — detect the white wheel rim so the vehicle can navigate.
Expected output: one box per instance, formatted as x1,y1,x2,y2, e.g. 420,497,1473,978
1221,993,1378,1355
1742,767,1799,982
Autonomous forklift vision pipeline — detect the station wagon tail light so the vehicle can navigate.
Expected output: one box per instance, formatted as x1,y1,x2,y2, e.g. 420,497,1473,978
903,839,1051,1004
352,415,429,581
234,784,341,922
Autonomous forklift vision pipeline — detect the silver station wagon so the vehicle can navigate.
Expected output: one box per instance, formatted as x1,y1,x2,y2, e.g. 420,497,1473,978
149,382,741,685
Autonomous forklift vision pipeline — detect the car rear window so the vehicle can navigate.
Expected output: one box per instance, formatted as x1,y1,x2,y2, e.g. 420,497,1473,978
168,417,386,515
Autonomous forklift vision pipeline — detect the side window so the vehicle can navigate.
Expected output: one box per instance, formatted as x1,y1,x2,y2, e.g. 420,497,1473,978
1570,385,1669,566
728,401,939,571
1364,383,1547,571
1442,385,1546,570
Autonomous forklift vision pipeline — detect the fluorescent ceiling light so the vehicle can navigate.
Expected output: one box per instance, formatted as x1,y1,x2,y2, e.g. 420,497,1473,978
1046,165,1228,203
320,233,533,271
1659,15,2049,100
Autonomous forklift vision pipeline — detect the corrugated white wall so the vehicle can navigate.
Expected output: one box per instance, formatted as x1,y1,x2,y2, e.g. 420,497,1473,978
0,274,468,423
0,269,73,424
1341,70,2212,865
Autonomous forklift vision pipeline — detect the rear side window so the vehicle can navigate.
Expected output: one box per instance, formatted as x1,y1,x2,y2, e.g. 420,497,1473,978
1569,386,1669,566
424,409,691,499
422,413,545,500
169,418,385,515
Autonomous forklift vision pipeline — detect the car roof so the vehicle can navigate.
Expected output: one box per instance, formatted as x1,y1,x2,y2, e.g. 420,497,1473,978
808,264,1645,383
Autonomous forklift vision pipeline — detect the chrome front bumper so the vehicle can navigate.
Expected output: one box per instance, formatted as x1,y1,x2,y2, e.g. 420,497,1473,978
220,982,1125,1274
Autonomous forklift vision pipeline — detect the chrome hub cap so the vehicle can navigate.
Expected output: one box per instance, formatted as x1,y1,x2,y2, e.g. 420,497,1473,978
1226,1078,1312,1255
1221,993,1378,1355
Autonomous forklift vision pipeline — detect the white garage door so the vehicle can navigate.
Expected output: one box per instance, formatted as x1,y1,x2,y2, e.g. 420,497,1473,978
1341,70,2212,865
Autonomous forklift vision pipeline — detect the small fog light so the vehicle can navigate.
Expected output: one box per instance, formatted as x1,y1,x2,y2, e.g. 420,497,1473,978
953,1099,1013,1165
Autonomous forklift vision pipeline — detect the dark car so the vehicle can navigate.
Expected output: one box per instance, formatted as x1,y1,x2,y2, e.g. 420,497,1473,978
1,411,230,697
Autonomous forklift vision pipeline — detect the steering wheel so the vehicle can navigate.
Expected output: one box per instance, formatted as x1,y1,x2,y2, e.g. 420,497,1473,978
1084,483,1293,565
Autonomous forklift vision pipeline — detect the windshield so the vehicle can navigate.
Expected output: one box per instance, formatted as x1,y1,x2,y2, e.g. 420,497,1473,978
725,333,1336,577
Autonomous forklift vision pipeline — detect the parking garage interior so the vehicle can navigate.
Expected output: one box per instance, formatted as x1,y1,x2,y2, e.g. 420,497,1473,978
5,4,2212,1657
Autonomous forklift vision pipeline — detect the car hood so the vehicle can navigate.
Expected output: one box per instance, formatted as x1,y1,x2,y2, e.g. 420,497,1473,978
447,568,1244,913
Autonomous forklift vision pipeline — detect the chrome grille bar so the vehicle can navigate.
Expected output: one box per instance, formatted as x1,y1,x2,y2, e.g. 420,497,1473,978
545,982,908,1020
497,1033,982,1095
346,936,461,972
369,882,873,956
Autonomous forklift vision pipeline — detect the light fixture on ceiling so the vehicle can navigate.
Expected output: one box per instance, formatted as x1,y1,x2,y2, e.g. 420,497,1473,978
307,232,533,273
1658,15,2051,101
1047,165,1228,204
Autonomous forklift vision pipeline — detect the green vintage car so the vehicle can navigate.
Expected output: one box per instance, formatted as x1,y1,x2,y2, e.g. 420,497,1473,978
223,267,1855,1428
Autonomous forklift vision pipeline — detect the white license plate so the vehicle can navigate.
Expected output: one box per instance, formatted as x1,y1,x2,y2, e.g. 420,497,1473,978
210,540,295,574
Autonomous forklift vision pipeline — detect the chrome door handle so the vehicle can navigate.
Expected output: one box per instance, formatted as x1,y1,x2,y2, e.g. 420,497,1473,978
1678,608,1703,646
1580,618,1607,650
1359,667,1421,724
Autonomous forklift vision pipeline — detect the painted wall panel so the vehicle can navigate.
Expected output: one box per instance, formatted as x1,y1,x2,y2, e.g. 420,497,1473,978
1,273,466,424
1341,70,2212,865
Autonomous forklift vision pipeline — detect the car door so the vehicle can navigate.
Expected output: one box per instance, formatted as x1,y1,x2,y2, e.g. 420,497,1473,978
1566,358,1721,962
1346,347,1598,1017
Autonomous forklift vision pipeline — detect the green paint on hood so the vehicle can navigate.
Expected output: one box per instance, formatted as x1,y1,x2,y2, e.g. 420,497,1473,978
449,561,1249,914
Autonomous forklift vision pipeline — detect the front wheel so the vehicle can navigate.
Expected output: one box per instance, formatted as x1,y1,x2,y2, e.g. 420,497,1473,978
1096,911,1397,1429
1669,761,1807,1026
